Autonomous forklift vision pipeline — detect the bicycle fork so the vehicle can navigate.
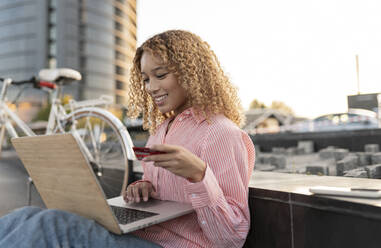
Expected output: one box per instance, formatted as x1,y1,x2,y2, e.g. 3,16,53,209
0,125,5,157
71,130,103,176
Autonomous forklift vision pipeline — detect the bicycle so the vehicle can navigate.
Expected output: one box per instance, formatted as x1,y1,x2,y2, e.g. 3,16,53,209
0,68,136,200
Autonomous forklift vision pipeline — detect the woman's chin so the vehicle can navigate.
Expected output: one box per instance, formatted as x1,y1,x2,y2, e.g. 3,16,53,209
157,106,172,114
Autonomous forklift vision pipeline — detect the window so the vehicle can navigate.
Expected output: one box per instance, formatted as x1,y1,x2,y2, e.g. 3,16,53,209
50,0,57,8
115,37,129,47
49,42,56,57
115,7,124,18
49,27,56,41
115,66,125,75
116,80,124,90
116,95,125,104
115,22,123,32
49,58,57,68
115,51,126,61
49,10,57,25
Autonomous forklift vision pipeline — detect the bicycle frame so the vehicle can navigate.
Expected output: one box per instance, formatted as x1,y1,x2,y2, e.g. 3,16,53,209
1,74,136,201
0,77,129,162
0,79,36,139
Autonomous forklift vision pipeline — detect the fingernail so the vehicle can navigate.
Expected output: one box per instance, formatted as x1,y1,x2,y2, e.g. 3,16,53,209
143,196,148,201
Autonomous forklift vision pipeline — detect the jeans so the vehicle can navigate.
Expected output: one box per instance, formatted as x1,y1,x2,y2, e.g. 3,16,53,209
0,207,162,248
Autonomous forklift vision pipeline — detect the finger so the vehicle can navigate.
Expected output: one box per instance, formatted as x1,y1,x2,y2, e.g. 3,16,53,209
150,144,179,153
126,186,133,202
141,183,149,202
133,185,141,203
144,153,175,162
153,160,176,169
122,190,128,203
150,190,158,198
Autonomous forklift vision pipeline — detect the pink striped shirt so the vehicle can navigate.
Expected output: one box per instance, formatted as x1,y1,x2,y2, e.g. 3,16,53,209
133,108,255,248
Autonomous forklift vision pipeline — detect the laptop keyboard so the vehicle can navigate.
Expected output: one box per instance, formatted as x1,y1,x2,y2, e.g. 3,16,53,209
110,205,158,225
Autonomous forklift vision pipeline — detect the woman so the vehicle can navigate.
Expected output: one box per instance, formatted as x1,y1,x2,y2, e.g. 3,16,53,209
124,30,255,247
0,30,254,248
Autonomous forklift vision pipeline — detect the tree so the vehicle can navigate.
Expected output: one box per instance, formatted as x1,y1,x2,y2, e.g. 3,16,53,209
270,101,294,115
32,103,51,122
249,99,267,109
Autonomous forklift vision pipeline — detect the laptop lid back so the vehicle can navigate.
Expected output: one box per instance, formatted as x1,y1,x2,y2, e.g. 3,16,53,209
11,134,121,234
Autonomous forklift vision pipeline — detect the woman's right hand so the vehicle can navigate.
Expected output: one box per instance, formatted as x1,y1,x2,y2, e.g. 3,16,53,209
123,180,157,203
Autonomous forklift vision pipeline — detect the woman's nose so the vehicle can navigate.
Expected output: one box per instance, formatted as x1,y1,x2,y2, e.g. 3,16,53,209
145,79,160,93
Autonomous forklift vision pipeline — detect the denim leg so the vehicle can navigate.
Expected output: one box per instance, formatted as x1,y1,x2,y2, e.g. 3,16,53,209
0,206,43,238
0,207,161,248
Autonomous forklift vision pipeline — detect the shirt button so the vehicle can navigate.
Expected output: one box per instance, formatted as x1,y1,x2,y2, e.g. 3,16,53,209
191,194,196,198
179,117,184,121
185,110,190,115
201,220,206,225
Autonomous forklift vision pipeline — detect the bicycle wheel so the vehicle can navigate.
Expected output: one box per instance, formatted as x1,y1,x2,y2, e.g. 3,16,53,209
58,109,129,199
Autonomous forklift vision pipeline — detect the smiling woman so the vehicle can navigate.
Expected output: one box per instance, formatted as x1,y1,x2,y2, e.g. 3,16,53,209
0,30,255,248
140,52,189,116
124,30,255,248
128,30,245,134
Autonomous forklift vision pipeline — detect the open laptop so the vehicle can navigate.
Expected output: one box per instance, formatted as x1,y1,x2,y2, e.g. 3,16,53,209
11,133,194,235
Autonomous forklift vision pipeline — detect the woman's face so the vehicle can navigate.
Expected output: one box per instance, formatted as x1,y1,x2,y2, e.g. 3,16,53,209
141,51,189,116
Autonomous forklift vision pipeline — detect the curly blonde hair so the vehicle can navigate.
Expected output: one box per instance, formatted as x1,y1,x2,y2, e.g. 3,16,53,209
127,30,245,134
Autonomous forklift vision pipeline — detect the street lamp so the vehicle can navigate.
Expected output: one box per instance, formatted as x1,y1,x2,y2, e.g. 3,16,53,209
378,94,381,128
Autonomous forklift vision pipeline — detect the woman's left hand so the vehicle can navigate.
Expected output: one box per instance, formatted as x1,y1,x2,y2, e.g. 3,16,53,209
143,144,206,183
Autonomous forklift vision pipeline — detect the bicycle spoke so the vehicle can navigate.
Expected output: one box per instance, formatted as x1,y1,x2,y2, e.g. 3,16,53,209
85,117,100,160
57,111,128,198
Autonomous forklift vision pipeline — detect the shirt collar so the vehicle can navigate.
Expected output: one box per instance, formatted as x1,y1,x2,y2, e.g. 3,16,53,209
175,107,206,124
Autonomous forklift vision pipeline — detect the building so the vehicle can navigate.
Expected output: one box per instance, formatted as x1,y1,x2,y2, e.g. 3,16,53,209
0,0,136,110
243,108,299,134
347,93,381,113
347,93,381,127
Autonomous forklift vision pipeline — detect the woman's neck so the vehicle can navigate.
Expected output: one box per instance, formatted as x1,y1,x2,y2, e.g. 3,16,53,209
166,117,175,135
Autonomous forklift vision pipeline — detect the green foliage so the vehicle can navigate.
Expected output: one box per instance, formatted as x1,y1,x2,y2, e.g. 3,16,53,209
33,103,51,122
270,101,294,115
249,99,267,109
249,99,294,115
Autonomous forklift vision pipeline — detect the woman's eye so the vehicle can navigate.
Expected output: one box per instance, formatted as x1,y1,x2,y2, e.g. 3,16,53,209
157,73,168,79
143,78,149,84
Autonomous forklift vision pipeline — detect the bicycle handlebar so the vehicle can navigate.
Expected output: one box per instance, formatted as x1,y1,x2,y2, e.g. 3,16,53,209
1,77,56,89
11,77,36,86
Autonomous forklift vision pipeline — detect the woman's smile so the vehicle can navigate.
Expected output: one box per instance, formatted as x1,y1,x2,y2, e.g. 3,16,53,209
153,94,168,106
141,51,189,115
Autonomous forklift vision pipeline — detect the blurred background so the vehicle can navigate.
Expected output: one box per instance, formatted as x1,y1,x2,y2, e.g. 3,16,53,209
0,0,380,135
0,0,381,190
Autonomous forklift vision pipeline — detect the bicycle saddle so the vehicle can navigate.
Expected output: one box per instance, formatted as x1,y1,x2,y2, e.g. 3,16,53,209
38,68,82,83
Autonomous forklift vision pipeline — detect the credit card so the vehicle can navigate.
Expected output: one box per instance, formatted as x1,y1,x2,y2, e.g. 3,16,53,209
133,147,166,160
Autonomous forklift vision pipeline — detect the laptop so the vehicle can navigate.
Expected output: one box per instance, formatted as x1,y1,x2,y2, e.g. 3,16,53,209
11,133,194,235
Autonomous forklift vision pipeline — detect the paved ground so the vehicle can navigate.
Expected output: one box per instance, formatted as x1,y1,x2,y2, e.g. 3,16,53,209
255,152,338,176
0,149,44,217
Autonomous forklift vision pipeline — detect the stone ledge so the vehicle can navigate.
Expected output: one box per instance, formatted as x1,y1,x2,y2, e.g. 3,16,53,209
244,172,381,248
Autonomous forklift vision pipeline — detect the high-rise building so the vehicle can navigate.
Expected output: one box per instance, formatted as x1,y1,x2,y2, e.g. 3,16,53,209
0,0,137,105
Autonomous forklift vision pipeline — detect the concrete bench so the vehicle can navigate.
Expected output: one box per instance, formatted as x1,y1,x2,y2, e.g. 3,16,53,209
243,172,381,248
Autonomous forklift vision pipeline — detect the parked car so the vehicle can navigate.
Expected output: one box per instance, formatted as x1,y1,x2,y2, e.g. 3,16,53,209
288,109,379,132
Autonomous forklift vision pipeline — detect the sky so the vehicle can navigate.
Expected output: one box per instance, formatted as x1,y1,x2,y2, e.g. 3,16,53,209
136,0,381,119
